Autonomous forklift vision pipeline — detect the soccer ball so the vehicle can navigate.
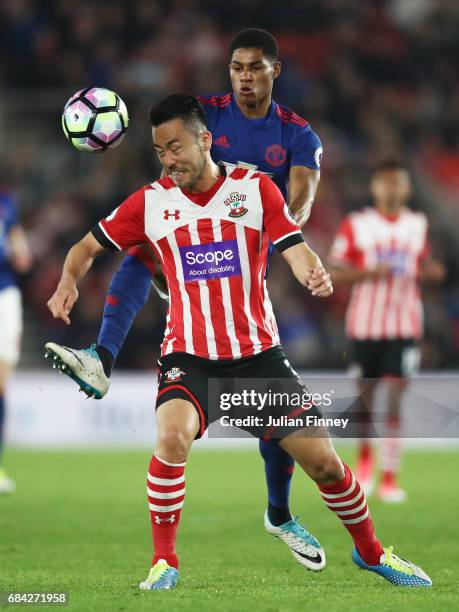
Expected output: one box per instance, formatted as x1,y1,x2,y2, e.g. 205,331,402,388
62,87,129,152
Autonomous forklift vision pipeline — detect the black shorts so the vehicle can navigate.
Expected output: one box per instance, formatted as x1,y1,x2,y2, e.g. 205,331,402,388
350,339,420,379
156,346,322,440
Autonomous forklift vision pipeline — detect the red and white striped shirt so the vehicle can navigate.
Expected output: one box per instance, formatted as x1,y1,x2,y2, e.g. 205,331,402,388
93,167,304,360
329,207,429,340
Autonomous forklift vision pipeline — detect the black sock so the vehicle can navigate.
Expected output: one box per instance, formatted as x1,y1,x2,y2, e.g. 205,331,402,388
268,502,292,527
96,345,115,377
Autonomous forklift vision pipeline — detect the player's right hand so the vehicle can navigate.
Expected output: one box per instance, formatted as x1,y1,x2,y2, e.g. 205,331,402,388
47,284,79,325
367,263,392,279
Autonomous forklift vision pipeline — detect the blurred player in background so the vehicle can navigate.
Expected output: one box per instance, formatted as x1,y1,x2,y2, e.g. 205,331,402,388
47,95,432,590
0,185,32,493
45,29,326,566
328,160,445,502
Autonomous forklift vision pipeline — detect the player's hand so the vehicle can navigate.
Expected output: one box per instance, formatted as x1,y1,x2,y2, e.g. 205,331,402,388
47,283,79,325
367,263,392,279
307,267,333,297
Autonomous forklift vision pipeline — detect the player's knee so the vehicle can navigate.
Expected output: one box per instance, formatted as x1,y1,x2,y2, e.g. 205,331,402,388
156,428,192,463
308,452,344,484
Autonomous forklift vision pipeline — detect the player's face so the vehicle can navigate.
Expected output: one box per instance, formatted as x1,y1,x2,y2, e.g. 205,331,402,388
153,119,210,190
370,169,411,208
229,48,280,108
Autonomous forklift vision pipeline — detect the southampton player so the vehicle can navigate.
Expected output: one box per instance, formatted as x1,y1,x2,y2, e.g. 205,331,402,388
45,29,326,566
47,95,431,589
0,186,32,493
328,161,445,502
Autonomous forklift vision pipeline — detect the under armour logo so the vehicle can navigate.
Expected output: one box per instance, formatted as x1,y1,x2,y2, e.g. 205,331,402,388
164,209,180,220
154,514,176,524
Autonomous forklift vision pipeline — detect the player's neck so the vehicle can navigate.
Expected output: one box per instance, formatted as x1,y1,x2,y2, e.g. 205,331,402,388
375,201,404,218
184,161,223,194
235,94,272,119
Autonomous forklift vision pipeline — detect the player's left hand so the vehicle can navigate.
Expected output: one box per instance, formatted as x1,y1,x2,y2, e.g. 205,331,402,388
307,268,333,297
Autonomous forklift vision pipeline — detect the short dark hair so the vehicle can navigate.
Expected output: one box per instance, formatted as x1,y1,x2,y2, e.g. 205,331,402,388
229,28,279,61
372,159,409,176
149,94,208,134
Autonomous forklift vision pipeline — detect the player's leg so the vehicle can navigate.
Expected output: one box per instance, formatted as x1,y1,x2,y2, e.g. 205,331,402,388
378,340,418,502
280,432,431,586
0,286,22,494
141,397,200,591
258,438,294,526
243,347,324,570
350,340,380,495
0,360,15,493
44,252,152,397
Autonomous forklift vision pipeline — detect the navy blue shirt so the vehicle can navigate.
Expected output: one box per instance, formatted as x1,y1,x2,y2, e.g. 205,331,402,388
0,191,18,291
199,92,323,199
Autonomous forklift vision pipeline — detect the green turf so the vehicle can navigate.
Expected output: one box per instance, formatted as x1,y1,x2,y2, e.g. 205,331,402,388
0,448,458,611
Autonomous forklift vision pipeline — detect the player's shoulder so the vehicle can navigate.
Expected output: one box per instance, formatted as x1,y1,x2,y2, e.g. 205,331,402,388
274,102,309,129
402,207,428,230
197,92,232,111
226,165,272,186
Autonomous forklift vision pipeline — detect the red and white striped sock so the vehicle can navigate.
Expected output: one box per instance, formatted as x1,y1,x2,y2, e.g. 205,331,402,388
147,453,186,569
318,463,383,565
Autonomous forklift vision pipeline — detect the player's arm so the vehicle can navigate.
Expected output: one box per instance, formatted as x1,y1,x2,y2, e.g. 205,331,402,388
288,125,323,227
261,174,332,297
48,187,148,325
281,242,332,297
47,232,106,325
327,217,390,285
288,166,320,228
7,224,32,273
418,257,445,283
328,263,391,284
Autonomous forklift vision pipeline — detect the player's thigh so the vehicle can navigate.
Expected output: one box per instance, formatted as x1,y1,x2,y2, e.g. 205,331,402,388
0,287,22,376
381,339,420,378
156,352,209,438
156,398,200,444
0,360,13,391
349,340,382,379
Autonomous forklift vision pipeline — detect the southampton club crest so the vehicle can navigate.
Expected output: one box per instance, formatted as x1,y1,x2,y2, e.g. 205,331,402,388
224,192,248,218
164,367,186,383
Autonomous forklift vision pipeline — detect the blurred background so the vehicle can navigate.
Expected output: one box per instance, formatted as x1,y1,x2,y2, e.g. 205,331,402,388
1,0,459,371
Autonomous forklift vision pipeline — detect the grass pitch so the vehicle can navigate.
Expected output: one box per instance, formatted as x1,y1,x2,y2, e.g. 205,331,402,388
1,448,458,611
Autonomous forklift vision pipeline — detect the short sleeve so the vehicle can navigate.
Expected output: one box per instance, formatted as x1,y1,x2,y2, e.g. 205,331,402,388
258,174,304,252
290,125,323,171
92,186,149,251
329,218,361,266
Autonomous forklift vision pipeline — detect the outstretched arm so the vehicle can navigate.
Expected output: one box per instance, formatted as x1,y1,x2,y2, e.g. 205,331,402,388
47,232,107,325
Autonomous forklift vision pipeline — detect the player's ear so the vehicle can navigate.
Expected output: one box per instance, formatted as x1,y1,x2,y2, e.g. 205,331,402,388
273,61,281,80
200,130,212,152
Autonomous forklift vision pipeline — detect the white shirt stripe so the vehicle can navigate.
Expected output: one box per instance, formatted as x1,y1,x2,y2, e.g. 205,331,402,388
167,232,194,354
188,219,217,358
212,219,241,359
236,223,261,352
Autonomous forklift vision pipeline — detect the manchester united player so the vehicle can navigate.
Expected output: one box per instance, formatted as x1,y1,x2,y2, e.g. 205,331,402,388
47,95,431,589
45,28,325,567
328,160,445,502
0,186,32,493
